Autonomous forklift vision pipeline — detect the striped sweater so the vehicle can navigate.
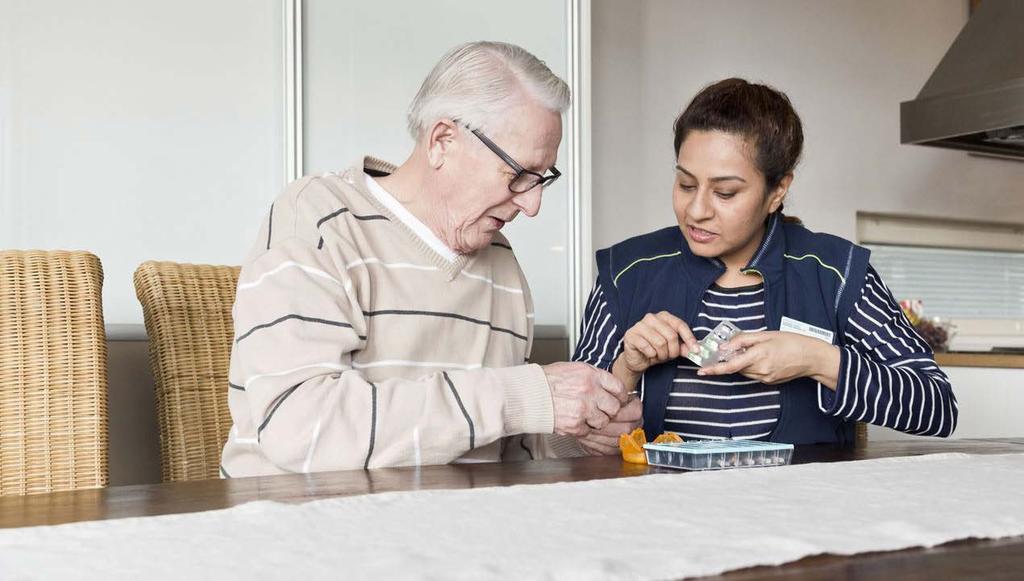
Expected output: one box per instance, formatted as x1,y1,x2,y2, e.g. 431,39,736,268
573,266,958,439
221,157,579,478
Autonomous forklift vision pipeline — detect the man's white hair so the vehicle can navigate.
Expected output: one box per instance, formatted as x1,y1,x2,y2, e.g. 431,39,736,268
406,41,570,139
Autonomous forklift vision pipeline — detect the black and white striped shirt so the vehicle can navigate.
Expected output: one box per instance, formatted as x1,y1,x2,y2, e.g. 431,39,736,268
572,266,958,438
670,284,779,440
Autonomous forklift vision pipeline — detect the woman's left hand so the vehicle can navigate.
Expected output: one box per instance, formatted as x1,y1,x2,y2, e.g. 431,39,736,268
697,331,841,389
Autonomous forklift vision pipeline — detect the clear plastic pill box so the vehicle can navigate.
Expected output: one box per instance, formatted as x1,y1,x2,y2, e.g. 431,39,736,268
642,439,795,471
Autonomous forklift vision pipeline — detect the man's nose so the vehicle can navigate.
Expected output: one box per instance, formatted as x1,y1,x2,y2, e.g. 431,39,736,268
513,187,543,218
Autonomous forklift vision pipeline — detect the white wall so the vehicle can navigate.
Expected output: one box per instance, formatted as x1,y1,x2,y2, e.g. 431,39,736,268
0,0,285,485
591,0,1024,252
0,0,580,328
303,0,572,329
0,0,284,326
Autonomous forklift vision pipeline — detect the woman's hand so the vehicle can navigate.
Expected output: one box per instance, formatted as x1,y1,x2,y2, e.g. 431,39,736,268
697,331,841,389
616,311,699,378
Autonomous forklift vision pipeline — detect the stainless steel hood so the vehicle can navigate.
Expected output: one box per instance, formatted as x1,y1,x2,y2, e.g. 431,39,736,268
900,0,1024,159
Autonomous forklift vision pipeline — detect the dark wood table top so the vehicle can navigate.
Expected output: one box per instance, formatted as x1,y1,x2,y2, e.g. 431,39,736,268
2,438,1023,580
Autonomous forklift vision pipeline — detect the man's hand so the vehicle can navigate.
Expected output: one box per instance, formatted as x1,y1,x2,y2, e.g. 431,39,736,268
577,396,643,456
542,362,629,437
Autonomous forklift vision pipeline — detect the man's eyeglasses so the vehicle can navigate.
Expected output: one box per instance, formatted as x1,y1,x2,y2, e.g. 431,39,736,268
468,127,561,194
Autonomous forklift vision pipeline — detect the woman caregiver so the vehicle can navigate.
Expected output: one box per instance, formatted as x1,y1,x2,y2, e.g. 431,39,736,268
572,78,957,452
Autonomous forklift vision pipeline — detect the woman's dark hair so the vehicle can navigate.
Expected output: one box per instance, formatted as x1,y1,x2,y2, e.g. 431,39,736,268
673,78,803,220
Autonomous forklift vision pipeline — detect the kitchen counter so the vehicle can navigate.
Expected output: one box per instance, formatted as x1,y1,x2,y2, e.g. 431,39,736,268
935,352,1024,369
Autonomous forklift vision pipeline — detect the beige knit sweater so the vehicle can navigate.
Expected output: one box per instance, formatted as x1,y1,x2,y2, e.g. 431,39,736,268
221,157,582,477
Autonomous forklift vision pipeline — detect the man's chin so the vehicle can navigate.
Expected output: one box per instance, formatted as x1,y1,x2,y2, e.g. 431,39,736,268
472,232,498,252
454,231,496,255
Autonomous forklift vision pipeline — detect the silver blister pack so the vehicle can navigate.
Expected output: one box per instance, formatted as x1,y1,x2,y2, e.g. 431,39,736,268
686,321,743,367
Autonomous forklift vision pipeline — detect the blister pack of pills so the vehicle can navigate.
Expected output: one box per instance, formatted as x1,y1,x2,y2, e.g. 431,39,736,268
685,320,743,367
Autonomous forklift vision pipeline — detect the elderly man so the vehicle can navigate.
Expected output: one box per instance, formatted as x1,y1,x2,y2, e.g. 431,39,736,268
221,41,638,477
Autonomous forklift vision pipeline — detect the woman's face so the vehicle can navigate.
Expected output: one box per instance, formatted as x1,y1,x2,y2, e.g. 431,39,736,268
672,130,788,265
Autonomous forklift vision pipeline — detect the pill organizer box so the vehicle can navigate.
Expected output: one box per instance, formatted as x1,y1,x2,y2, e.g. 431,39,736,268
642,439,795,471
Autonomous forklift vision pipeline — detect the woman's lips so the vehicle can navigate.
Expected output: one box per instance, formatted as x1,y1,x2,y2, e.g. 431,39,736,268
687,225,718,244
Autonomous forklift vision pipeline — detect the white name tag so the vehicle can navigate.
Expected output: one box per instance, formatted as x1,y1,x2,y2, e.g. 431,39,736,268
780,316,835,344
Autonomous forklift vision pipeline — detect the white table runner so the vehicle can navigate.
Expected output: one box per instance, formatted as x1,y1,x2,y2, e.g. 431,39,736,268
3,453,1024,580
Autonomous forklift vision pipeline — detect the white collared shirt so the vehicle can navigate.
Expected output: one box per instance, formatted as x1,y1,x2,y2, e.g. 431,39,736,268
363,172,458,263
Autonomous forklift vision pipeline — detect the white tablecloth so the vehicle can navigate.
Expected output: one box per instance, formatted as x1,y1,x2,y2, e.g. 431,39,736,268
2,453,1024,580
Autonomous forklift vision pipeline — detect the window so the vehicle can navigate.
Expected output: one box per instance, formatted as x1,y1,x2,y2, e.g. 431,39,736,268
867,245,1024,319
858,212,1024,351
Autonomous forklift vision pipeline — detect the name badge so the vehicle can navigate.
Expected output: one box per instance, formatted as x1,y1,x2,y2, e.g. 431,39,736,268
780,316,835,344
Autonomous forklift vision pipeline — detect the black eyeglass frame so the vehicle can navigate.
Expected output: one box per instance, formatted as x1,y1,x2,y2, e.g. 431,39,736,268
468,128,561,194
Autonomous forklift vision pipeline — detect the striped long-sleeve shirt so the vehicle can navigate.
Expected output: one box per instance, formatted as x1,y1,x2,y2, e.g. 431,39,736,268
572,266,958,438
221,157,581,478
669,283,780,440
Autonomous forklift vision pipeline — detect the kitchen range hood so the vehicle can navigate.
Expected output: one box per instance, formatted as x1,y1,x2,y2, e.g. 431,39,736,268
900,0,1024,159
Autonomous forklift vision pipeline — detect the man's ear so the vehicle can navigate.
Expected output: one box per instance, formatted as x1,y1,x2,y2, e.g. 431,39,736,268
426,118,459,169
767,173,793,214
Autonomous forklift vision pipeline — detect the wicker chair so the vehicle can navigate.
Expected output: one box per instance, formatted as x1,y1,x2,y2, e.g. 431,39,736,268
0,250,109,496
134,261,240,482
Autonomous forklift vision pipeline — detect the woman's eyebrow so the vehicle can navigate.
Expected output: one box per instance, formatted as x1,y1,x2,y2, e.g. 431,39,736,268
675,164,747,183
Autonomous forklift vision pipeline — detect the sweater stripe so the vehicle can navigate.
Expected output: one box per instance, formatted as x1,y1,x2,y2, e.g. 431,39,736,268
361,309,528,341
316,208,390,249
443,372,475,451
235,314,364,344
256,383,302,439
266,203,274,250
238,261,344,291
363,383,378,469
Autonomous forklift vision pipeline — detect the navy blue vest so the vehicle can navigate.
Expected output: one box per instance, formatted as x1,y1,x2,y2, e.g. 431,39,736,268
595,214,871,445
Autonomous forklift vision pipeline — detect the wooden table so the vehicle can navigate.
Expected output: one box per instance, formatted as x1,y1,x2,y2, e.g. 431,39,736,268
2,438,1023,579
